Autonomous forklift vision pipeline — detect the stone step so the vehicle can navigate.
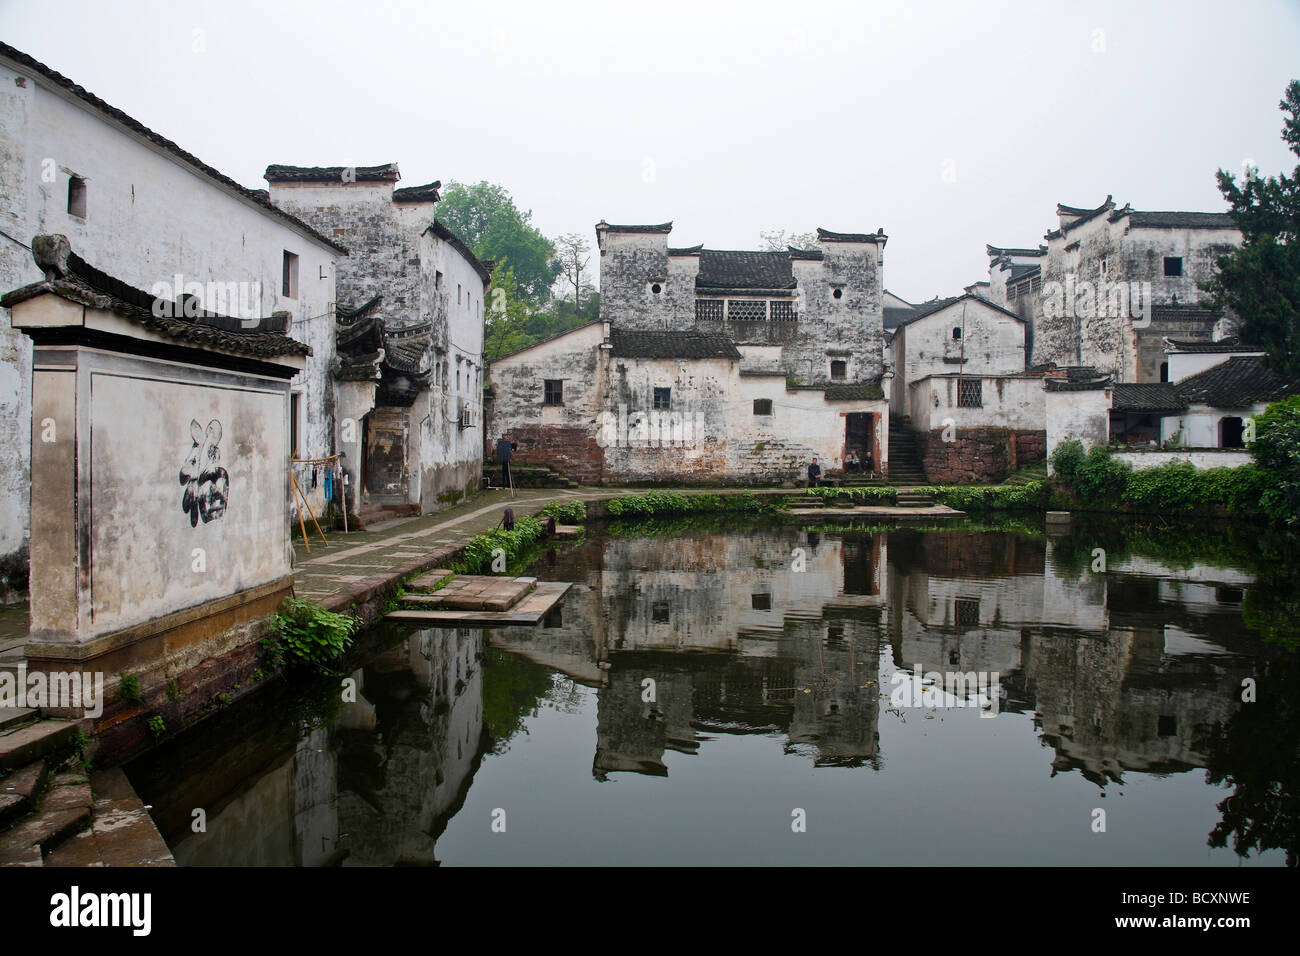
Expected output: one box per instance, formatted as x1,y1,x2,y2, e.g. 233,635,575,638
0,719,79,772
0,801,91,866
0,707,38,734
0,759,48,829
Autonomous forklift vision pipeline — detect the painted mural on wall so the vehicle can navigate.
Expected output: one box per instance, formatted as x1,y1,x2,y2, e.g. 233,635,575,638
180,419,230,526
88,372,287,632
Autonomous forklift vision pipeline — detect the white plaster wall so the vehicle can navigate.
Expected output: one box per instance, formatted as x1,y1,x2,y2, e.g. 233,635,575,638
1111,448,1253,471
899,301,1026,393
1,56,338,565
909,375,1044,431
1167,349,1262,383
1045,386,1112,468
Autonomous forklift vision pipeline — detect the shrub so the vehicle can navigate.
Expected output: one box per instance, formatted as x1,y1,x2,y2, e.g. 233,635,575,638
457,514,546,574
604,491,783,518
541,500,587,524
1050,439,1086,485
270,597,358,671
1251,395,1300,525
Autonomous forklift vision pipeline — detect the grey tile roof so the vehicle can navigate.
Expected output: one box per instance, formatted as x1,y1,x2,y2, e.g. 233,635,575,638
2,235,311,359
816,228,887,243
392,181,442,203
1124,211,1237,230
696,250,796,290
1173,355,1298,407
1045,375,1111,392
824,382,885,401
598,221,673,233
895,293,1025,327
1008,263,1040,281
0,44,348,255
883,305,915,331
1163,336,1258,354
1111,383,1187,413
265,163,399,183
609,329,741,360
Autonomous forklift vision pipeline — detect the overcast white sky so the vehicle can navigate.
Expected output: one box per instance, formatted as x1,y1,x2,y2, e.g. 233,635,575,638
2,0,1298,301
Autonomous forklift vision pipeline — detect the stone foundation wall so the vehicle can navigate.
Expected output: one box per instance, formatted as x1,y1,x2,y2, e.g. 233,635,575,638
919,427,1046,484
498,424,605,485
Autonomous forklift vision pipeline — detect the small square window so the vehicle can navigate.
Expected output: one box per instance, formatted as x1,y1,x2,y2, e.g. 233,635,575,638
952,327,962,340
830,360,847,380
651,601,670,623
1164,256,1183,277
954,597,980,626
543,379,563,405
753,398,773,416
653,387,671,410
282,251,299,298
1157,715,1177,737
67,175,87,218
751,593,771,610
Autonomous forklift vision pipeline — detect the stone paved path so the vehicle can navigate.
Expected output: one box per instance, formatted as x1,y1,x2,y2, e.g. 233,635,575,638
290,484,787,604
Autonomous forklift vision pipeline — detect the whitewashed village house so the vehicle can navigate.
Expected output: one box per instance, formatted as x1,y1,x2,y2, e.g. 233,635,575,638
888,293,1044,482
0,42,345,592
987,197,1242,382
487,223,892,484
265,164,491,522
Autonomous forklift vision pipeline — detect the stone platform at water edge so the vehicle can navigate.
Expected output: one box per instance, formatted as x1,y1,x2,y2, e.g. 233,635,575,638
385,570,572,626
784,504,967,519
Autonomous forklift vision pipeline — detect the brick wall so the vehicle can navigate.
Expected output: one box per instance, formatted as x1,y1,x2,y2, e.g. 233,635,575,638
498,424,605,485
919,427,1046,484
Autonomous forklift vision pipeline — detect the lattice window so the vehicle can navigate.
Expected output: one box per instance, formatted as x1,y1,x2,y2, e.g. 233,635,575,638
728,299,766,321
695,299,724,322
957,378,983,407
770,300,795,322
753,398,773,416
955,598,980,627
653,387,671,410
830,360,847,380
543,379,563,405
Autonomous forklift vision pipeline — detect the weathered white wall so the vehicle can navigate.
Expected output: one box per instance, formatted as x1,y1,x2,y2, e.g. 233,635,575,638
1167,348,1262,383
1045,386,1112,468
909,375,1044,432
0,53,338,576
1111,448,1253,471
1159,402,1268,449
891,299,1026,414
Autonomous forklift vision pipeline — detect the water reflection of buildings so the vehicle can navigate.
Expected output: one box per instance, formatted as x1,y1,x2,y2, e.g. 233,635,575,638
128,523,1269,866
497,530,890,773
500,525,1260,788
885,529,1256,786
133,626,485,866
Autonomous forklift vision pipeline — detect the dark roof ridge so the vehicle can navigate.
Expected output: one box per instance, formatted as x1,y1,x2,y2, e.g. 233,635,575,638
265,163,400,183
1,234,310,359
0,43,347,256
426,220,492,285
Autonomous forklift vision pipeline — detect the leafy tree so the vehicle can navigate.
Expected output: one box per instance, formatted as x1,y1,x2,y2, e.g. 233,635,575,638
1205,80,1300,380
1251,394,1300,525
483,263,534,361
759,229,820,252
435,181,560,303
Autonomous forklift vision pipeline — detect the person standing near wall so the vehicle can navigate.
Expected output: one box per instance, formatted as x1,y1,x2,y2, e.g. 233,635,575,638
496,437,517,489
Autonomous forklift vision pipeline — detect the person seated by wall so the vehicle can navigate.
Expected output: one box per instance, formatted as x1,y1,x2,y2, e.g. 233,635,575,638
846,451,860,473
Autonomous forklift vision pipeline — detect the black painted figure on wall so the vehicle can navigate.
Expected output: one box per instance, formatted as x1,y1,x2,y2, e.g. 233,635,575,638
180,418,230,526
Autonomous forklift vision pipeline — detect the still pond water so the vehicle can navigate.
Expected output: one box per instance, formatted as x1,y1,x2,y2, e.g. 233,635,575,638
129,517,1298,866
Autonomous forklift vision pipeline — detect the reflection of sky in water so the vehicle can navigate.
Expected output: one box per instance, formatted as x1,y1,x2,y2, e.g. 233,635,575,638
129,522,1295,867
